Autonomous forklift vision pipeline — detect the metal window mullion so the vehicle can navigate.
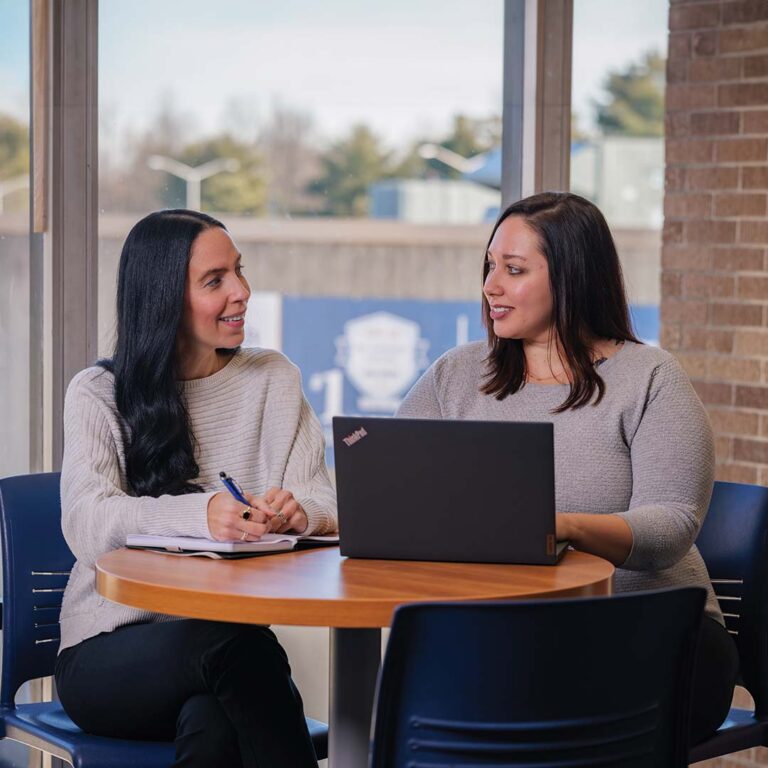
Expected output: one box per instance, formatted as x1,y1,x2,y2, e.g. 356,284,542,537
503,0,573,204
534,0,572,193
50,0,98,470
502,0,526,207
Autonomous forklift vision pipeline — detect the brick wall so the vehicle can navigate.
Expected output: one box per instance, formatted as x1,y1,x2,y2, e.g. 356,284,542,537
663,0,768,494
663,3,768,765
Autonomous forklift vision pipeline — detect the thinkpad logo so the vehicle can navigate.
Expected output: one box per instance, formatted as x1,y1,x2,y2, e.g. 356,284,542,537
343,427,368,447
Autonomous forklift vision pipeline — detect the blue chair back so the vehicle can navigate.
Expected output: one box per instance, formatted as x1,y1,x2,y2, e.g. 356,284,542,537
0,473,69,710
695,480,768,717
371,588,705,768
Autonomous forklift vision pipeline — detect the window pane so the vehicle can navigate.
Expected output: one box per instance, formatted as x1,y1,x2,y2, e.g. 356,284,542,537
99,0,504,459
0,0,32,476
571,0,667,345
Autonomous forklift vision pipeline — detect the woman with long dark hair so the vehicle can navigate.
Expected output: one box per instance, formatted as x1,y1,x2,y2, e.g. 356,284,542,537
55,209,336,767
398,192,738,744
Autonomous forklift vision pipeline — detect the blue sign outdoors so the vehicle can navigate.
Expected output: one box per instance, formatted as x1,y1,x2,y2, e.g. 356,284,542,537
278,296,659,467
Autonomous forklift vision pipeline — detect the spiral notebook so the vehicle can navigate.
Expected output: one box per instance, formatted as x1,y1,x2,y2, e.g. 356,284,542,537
126,533,339,559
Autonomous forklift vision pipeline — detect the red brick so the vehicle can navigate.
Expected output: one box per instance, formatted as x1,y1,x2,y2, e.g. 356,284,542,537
682,327,734,353
689,56,743,81
666,167,687,192
667,58,689,84
694,380,734,404
691,111,741,135
709,357,761,384
735,385,768,408
670,2,721,29
711,302,763,326
663,221,685,244
723,0,768,25
740,221,768,244
667,138,714,163
667,83,717,111
715,434,733,460
666,113,692,139
678,351,710,378
685,220,737,243
744,53,768,77
739,275,768,299
716,462,759,483
734,437,768,463
687,166,740,190
663,272,683,298
693,30,718,56
663,245,713,270
712,246,764,270
715,138,768,162
715,192,767,216
735,329,768,356
669,32,692,60
665,192,712,217
719,82,768,108
683,272,735,298
661,298,710,324
744,110,768,133
709,407,760,433
660,324,682,350
719,24,768,54
743,166,768,188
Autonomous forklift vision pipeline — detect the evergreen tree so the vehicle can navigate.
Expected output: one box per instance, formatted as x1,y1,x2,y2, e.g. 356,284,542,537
0,114,29,178
309,125,389,217
595,50,665,137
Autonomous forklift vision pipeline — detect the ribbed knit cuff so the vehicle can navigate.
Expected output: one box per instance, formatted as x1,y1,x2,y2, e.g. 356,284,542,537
298,497,335,535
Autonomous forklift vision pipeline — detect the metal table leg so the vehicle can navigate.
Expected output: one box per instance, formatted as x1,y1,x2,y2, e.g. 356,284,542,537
328,628,381,768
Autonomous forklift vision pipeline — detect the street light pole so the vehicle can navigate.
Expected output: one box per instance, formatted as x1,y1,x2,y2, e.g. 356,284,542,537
147,156,240,210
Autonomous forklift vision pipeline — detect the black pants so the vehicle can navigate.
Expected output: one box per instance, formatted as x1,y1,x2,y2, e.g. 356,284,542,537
55,620,318,768
690,615,740,745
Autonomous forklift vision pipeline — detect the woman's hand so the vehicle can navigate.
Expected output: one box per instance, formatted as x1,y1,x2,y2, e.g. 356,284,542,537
207,492,274,542
264,487,308,534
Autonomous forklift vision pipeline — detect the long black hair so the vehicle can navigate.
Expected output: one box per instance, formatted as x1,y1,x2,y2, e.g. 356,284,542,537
100,209,226,497
481,192,640,411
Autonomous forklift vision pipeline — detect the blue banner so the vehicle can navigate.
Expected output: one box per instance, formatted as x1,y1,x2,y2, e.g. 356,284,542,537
280,295,659,466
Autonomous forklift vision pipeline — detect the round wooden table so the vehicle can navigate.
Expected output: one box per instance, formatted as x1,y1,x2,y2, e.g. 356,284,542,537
97,546,613,767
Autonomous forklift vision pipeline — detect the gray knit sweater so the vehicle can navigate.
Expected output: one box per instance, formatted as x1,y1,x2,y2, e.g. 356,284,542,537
397,341,722,623
59,348,338,652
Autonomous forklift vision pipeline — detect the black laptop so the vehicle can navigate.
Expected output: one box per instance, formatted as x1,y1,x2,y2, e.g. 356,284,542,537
332,416,567,565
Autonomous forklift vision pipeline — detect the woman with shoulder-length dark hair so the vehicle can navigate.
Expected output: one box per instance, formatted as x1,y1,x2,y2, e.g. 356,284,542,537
397,191,738,744
55,209,336,767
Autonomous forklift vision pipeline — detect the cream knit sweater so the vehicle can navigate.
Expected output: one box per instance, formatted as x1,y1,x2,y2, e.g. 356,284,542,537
59,348,338,652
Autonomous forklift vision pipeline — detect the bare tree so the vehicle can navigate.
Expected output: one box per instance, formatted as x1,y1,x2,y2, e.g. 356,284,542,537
259,101,320,216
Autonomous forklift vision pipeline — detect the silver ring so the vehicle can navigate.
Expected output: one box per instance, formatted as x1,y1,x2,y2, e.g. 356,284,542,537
240,530,248,541
276,510,287,525
241,506,252,521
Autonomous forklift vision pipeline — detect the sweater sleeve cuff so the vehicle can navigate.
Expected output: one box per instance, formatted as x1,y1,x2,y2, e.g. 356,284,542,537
614,508,653,570
298,496,337,535
137,491,217,539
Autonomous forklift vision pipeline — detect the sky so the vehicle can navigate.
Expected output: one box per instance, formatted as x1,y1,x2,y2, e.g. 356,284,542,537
1,0,668,150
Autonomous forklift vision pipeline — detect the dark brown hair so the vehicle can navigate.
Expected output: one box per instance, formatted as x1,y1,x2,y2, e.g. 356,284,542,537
481,192,640,411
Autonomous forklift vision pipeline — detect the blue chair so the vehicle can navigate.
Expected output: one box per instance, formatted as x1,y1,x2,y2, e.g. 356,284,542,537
0,472,328,767
689,480,768,763
370,588,705,767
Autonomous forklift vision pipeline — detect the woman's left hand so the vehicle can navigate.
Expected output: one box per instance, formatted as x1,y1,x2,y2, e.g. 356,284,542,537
264,487,308,534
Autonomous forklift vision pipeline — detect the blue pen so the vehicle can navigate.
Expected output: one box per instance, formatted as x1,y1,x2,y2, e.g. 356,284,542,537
219,471,249,506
